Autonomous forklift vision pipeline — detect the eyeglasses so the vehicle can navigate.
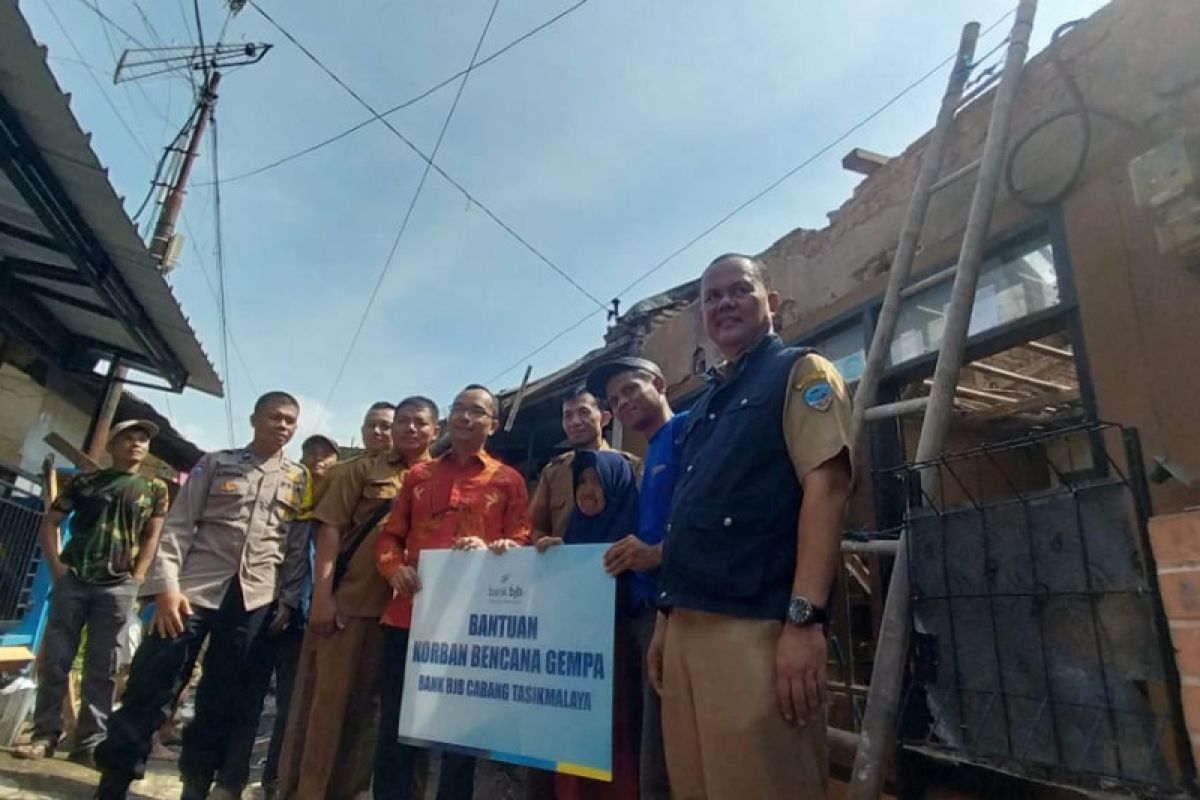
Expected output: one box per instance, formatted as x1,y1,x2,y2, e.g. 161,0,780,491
449,404,494,421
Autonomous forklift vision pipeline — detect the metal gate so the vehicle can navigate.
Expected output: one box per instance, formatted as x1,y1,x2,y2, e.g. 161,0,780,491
896,424,1192,791
0,481,44,625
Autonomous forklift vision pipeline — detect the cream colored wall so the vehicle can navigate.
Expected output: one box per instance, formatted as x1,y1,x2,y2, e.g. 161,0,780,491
0,363,50,470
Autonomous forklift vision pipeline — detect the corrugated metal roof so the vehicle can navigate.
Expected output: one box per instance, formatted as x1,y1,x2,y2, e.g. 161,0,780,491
0,0,222,396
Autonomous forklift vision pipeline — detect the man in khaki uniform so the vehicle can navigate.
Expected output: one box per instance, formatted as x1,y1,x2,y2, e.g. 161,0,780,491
95,392,308,800
279,396,439,800
647,254,854,800
530,386,637,544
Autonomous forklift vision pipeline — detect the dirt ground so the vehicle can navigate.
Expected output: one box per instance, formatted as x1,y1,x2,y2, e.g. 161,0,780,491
0,747,525,799
0,748,183,799
0,705,524,800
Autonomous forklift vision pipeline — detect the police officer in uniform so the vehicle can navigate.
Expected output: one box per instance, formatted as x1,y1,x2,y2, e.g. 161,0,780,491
94,391,309,800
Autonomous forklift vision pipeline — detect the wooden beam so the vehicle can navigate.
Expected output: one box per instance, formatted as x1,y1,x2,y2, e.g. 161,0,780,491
901,265,957,299
970,388,1081,421
830,727,895,782
865,396,928,422
964,360,1074,391
43,431,100,472
0,645,35,672
1021,340,1074,360
829,680,872,697
929,157,982,193
845,555,872,594
923,379,1016,404
841,539,900,556
842,147,891,176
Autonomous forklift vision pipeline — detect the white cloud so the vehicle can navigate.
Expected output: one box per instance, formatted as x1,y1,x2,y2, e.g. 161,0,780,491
176,422,223,455
288,393,359,460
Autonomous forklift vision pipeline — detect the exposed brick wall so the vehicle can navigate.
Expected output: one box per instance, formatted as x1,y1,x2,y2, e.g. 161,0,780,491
1149,511,1200,770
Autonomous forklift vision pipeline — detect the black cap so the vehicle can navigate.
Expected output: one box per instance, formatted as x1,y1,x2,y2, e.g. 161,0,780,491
585,357,664,401
301,434,339,454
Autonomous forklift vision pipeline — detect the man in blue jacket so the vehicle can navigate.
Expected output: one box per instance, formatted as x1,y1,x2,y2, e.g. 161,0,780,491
648,253,854,799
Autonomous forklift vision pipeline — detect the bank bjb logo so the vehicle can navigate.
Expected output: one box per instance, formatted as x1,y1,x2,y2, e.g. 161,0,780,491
487,573,524,603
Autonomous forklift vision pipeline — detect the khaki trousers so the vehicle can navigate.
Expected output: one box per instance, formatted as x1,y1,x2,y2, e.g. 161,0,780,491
662,609,827,800
278,618,383,799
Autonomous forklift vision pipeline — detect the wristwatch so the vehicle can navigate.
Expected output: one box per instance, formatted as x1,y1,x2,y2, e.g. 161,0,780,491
785,595,828,627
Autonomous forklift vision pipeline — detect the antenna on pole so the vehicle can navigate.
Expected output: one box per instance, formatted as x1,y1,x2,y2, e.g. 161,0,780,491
113,34,272,271
84,7,271,458
113,42,272,84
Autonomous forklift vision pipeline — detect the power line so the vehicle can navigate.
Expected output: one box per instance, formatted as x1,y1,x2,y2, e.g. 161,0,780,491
216,8,236,46
43,2,154,160
193,0,211,82
317,0,503,422
178,209,259,396
215,0,591,186
249,1,606,312
132,101,203,222
131,0,170,49
75,0,188,128
71,0,148,49
486,9,1020,386
208,111,236,446
47,55,110,75
486,308,606,385
612,17,1019,301
205,0,233,440
175,0,201,92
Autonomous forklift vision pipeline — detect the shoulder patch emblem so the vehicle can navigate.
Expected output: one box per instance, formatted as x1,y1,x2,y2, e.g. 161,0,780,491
802,381,834,412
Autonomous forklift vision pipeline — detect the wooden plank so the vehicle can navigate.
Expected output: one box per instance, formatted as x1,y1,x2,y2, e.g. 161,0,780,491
868,553,886,645
963,360,1074,391
922,379,1016,404
901,265,957,299
841,539,900,556
1020,340,1074,360
865,397,929,422
43,432,99,472
845,555,872,595
829,680,873,697
0,645,34,671
971,388,1081,421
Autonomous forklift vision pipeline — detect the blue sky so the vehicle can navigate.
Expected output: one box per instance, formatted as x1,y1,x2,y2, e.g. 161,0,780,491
25,0,1106,455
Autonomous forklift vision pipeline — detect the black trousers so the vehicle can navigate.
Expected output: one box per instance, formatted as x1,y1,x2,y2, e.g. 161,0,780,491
95,581,275,787
218,621,303,790
374,625,476,800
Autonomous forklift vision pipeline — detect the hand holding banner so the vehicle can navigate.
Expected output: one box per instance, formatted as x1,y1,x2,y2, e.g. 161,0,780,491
397,544,615,780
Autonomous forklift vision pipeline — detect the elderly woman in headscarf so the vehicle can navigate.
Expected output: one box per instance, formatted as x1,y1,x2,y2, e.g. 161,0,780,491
538,449,641,800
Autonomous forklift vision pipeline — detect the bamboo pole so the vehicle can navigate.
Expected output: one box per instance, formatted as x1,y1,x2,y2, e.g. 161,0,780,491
849,4,1039,796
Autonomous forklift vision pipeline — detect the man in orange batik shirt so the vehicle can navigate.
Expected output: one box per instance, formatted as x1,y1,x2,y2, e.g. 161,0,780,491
375,383,530,800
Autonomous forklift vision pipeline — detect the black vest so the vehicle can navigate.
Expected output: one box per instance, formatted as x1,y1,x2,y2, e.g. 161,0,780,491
661,334,812,620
